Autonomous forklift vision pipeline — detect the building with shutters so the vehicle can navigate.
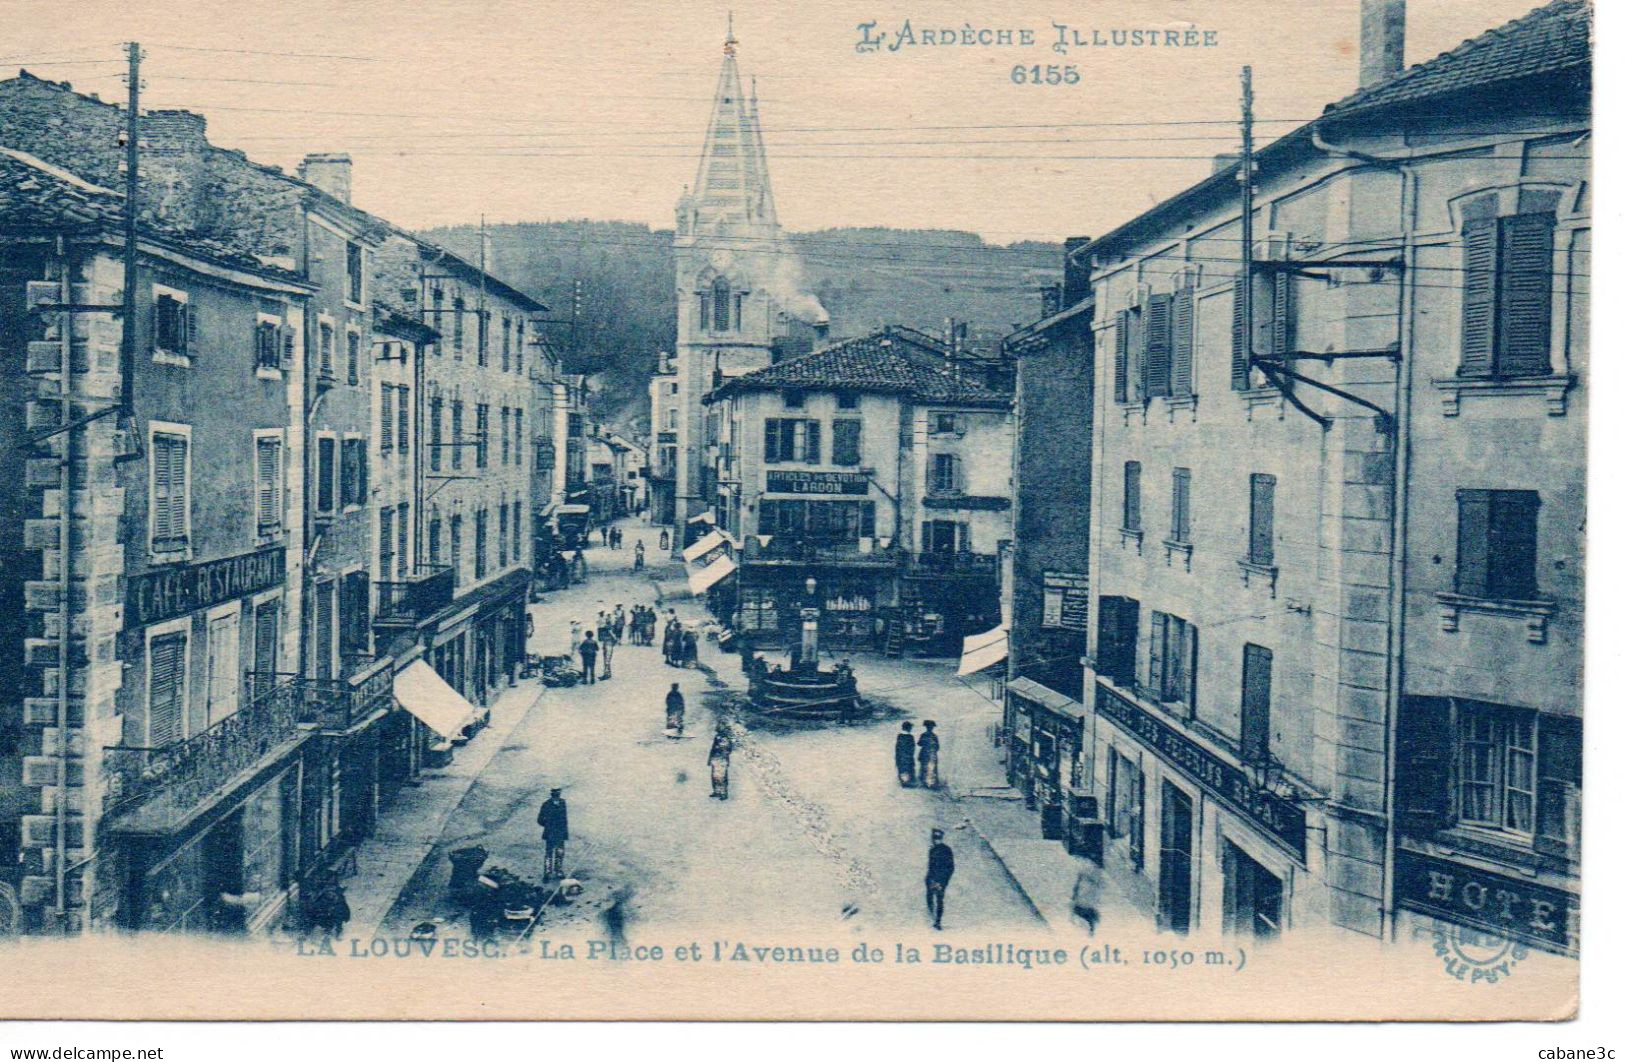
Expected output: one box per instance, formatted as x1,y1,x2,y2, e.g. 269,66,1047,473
1057,0,1587,950
704,327,1013,655
647,353,680,527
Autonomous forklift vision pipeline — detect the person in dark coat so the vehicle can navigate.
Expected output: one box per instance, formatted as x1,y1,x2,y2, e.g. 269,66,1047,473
634,540,646,571
708,723,734,799
894,722,917,787
659,528,670,551
308,879,350,938
917,719,942,789
682,628,699,668
665,682,686,737
925,828,955,930
537,788,569,880
663,618,682,667
579,631,599,684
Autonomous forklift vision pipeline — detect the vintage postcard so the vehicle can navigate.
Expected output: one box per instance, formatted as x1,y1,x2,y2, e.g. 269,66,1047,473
0,0,1588,1022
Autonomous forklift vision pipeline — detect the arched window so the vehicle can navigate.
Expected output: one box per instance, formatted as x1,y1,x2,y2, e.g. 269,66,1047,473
712,277,731,331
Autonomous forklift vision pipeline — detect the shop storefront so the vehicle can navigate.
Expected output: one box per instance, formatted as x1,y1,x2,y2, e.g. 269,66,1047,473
1004,678,1098,857
736,566,891,652
1092,679,1307,939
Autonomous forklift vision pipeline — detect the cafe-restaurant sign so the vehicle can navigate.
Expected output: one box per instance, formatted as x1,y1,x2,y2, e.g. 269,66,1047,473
1096,681,1306,861
127,547,286,628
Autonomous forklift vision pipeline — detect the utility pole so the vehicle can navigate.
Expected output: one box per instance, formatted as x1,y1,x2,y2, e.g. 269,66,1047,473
571,278,582,364
1238,65,1255,383
120,42,141,418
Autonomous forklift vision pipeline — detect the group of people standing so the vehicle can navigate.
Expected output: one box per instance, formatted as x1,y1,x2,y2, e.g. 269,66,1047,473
601,524,628,550
662,612,699,669
625,604,659,645
893,720,942,789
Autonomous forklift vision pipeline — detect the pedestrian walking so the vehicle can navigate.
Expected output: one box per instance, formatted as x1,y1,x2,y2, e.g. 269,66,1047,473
634,540,645,571
708,723,733,799
917,719,941,789
569,619,583,655
659,528,670,551
572,547,588,581
665,682,685,738
579,630,599,684
894,721,917,787
1071,858,1104,936
663,617,682,667
925,828,955,930
537,788,569,880
613,605,627,643
600,624,618,680
682,628,699,668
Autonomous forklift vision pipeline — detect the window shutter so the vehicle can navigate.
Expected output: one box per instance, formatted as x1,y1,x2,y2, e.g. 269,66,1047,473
1240,644,1272,762
381,387,394,449
400,388,411,450
281,324,296,368
256,439,279,531
1113,309,1129,403
1148,612,1167,697
1395,696,1452,832
804,420,821,464
1182,622,1198,715
1171,285,1195,397
1270,271,1294,357
148,634,185,746
185,300,199,357
1230,279,1250,390
1496,212,1555,377
764,419,780,462
1487,490,1540,600
1534,713,1580,854
1124,462,1141,531
253,602,278,699
1143,293,1173,398
358,439,368,499
1458,218,1498,377
1454,489,1492,598
1249,474,1275,566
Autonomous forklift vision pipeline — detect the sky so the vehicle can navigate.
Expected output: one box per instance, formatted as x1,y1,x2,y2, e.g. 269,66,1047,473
0,0,1552,245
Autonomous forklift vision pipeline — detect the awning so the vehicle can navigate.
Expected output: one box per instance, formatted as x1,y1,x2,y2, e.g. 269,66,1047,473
1006,676,1086,721
557,504,591,515
957,624,1009,677
687,508,717,525
393,659,477,741
683,529,729,562
687,555,737,595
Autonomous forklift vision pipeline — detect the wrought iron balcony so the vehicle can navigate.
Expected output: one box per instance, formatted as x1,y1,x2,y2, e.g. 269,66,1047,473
102,677,310,834
742,536,902,568
907,550,999,576
374,564,454,625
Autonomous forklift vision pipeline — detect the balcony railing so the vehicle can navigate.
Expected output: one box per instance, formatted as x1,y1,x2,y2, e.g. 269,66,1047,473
907,550,999,576
103,677,309,832
742,536,903,567
374,564,454,625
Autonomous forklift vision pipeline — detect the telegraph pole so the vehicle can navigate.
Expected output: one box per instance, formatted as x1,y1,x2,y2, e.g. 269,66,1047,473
120,42,141,417
1238,65,1255,381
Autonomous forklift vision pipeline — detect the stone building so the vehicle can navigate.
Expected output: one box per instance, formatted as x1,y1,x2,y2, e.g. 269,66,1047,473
669,25,826,550
1052,0,1586,949
704,327,1013,654
647,352,680,527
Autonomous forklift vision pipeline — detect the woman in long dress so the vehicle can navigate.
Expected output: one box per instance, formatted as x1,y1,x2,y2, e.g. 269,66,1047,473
708,724,733,800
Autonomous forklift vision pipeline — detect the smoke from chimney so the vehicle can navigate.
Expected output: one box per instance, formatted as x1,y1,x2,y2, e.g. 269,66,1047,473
1359,0,1405,89
766,253,829,325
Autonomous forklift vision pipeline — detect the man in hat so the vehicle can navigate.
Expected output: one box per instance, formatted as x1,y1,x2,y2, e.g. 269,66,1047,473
665,681,686,738
925,828,955,930
579,630,599,684
708,722,734,800
894,722,917,787
537,788,569,880
917,719,942,789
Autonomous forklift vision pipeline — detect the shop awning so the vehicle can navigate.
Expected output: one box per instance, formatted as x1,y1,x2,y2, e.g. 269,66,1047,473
957,624,1009,677
687,508,717,525
1005,676,1086,720
557,503,591,515
687,555,737,596
393,659,477,741
683,529,729,563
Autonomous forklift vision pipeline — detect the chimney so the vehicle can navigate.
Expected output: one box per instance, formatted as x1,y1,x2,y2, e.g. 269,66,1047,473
1359,0,1405,89
1062,236,1093,308
140,110,209,227
1211,151,1241,175
299,152,353,204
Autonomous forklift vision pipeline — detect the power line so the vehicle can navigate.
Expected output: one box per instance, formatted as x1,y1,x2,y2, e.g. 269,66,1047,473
141,41,386,62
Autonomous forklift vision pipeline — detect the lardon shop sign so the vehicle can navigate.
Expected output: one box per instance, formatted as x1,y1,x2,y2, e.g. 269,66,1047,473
127,547,286,627
1096,681,1306,861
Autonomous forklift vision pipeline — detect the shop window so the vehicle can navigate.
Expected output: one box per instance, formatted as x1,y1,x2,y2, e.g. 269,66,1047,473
1455,489,1539,600
1222,840,1282,939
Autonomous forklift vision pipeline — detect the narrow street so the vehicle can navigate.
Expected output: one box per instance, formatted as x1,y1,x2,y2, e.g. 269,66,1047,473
372,518,1043,943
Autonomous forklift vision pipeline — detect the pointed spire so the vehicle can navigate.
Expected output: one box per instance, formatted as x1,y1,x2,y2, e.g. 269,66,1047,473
724,11,737,56
687,15,780,236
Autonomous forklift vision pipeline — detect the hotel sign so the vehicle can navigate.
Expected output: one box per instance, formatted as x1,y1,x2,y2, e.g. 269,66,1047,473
127,547,286,628
1395,849,1575,955
765,470,869,496
1095,681,1306,861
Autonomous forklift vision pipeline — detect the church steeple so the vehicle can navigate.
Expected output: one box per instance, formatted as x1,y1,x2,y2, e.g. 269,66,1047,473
687,18,779,237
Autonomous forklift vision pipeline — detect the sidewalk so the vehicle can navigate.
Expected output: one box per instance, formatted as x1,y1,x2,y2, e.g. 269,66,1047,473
341,677,549,939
